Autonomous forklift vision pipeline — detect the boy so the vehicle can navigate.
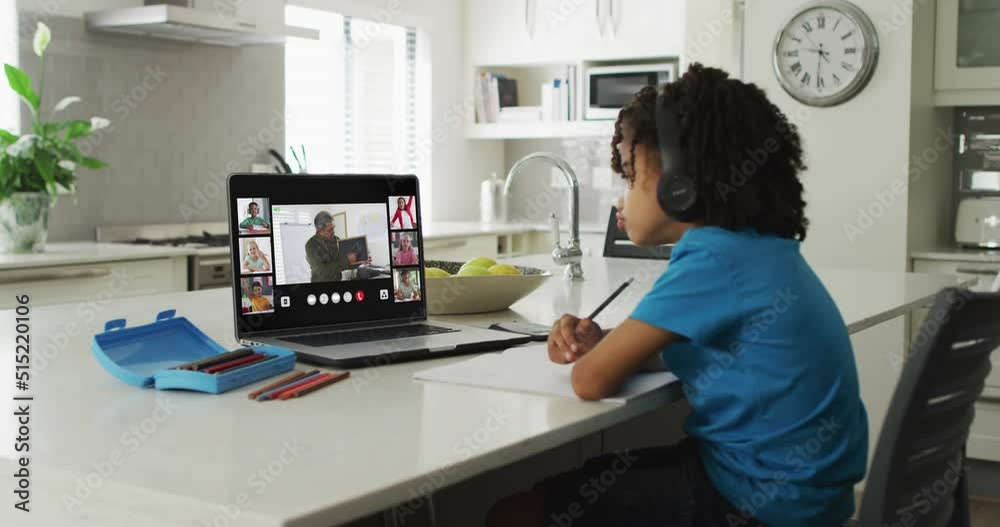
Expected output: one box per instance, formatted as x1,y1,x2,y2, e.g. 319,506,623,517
488,65,868,526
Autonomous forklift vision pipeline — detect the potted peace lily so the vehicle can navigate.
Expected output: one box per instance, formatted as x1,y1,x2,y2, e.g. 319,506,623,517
0,22,109,253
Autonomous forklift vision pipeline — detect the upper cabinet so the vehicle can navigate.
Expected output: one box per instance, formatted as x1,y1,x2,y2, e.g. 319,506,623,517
466,0,686,65
935,0,1000,103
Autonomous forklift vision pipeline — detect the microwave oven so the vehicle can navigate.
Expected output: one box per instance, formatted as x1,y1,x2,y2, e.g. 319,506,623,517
585,63,677,121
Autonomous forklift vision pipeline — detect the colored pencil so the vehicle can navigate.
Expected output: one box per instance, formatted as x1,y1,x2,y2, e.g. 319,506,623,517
210,354,277,375
203,353,267,374
172,349,254,371
265,373,332,401
278,371,351,400
248,371,308,400
256,370,322,401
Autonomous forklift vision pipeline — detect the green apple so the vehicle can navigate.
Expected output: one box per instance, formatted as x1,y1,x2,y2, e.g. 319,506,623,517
462,256,497,272
488,264,521,276
424,267,451,278
456,265,491,277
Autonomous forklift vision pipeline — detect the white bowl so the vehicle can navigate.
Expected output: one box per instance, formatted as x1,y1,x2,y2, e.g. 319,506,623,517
424,260,551,315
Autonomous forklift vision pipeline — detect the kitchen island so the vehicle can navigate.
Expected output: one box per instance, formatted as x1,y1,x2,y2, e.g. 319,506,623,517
0,255,972,526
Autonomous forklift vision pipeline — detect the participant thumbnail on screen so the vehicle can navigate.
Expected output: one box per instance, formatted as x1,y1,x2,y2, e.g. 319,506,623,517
240,237,273,275
389,195,417,230
393,268,421,303
237,198,272,235
271,203,392,285
391,231,420,266
240,276,275,314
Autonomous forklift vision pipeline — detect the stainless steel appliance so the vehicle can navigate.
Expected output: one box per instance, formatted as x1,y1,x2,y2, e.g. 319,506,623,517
956,197,1000,248
585,62,677,120
97,223,231,290
956,107,1000,194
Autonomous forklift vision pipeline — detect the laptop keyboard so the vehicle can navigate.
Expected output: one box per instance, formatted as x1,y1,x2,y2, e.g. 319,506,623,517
279,324,458,348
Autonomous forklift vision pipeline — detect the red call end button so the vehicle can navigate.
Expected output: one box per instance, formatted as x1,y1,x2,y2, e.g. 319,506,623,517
355,290,365,302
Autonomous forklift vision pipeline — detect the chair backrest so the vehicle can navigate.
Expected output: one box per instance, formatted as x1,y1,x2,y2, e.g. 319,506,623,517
858,288,1000,527
602,206,673,259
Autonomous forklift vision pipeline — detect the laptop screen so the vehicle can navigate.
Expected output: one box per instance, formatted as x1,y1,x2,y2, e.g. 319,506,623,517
228,174,424,336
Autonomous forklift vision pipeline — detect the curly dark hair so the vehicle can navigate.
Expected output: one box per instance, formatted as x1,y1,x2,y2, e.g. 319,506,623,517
611,64,809,240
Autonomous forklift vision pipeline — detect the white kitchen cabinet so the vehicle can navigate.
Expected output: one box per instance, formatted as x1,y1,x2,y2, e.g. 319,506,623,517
912,257,1000,461
423,235,499,262
934,0,1000,103
0,257,188,310
466,0,685,65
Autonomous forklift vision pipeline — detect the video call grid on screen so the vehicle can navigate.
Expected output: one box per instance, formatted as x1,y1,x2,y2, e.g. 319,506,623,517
228,174,426,336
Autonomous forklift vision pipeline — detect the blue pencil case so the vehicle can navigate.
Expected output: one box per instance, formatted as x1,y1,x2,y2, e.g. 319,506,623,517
91,309,296,394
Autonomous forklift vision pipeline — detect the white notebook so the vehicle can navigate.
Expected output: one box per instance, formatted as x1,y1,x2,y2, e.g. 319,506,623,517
413,344,679,404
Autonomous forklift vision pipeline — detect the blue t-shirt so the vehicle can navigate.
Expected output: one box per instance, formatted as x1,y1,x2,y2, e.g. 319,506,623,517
631,227,868,526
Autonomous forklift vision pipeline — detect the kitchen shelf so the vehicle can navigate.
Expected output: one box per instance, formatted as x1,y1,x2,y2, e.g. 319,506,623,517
465,120,615,140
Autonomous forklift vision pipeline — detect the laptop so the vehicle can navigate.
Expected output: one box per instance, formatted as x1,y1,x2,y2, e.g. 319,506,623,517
227,173,531,368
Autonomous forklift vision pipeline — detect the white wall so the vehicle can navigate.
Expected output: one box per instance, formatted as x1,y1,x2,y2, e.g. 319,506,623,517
744,0,914,272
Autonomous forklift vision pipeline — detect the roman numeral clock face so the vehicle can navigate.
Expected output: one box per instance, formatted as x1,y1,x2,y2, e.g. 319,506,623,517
773,1,879,107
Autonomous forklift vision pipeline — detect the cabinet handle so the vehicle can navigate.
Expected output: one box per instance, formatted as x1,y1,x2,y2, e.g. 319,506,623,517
525,0,536,39
608,0,619,38
956,267,1000,276
5,267,112,284
595,0,605,38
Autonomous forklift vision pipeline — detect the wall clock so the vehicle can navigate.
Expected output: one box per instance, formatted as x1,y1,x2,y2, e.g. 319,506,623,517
772,0,879,107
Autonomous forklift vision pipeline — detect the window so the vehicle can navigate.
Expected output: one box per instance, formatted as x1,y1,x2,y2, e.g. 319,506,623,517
0,1,18,134
285,6,423,179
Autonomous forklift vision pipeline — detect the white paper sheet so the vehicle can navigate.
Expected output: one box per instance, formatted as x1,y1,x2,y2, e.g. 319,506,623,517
413,344,679,404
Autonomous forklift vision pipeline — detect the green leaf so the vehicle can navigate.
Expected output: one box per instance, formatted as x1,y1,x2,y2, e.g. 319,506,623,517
63,120,91,141
4,64,39,112
78,156,108,170
34,149,56,187
0,129,16,145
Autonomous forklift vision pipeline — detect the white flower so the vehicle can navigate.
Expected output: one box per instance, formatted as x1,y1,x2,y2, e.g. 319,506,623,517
33,22,51,57
53,96,81,113
58,160,77,172
5,134,37,157
89,116,110,132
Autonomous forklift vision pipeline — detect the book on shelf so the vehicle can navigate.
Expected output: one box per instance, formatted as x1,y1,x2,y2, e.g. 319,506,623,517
475,72,519,124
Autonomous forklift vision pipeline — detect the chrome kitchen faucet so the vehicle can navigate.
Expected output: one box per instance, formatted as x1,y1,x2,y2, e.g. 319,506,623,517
504,152,584,280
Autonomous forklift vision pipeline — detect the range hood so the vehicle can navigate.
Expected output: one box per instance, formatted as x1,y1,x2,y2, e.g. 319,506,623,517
84,5,318,46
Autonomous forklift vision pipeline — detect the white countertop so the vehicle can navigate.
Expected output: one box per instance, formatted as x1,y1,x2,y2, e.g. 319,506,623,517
0,242,195,271
0,222,607,272
911,247,1000,264
0,255,971,526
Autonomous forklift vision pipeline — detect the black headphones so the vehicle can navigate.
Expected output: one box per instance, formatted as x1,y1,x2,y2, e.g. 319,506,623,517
655,93,701,222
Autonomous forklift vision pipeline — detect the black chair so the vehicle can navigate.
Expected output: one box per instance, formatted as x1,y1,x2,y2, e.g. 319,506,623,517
602,206,673,259
856,288,1000,526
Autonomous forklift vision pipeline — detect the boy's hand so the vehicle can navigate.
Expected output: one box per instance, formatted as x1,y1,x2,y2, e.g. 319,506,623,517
548,314,603,364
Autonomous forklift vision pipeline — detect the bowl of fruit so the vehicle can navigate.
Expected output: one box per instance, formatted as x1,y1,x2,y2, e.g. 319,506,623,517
423,257,552,315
